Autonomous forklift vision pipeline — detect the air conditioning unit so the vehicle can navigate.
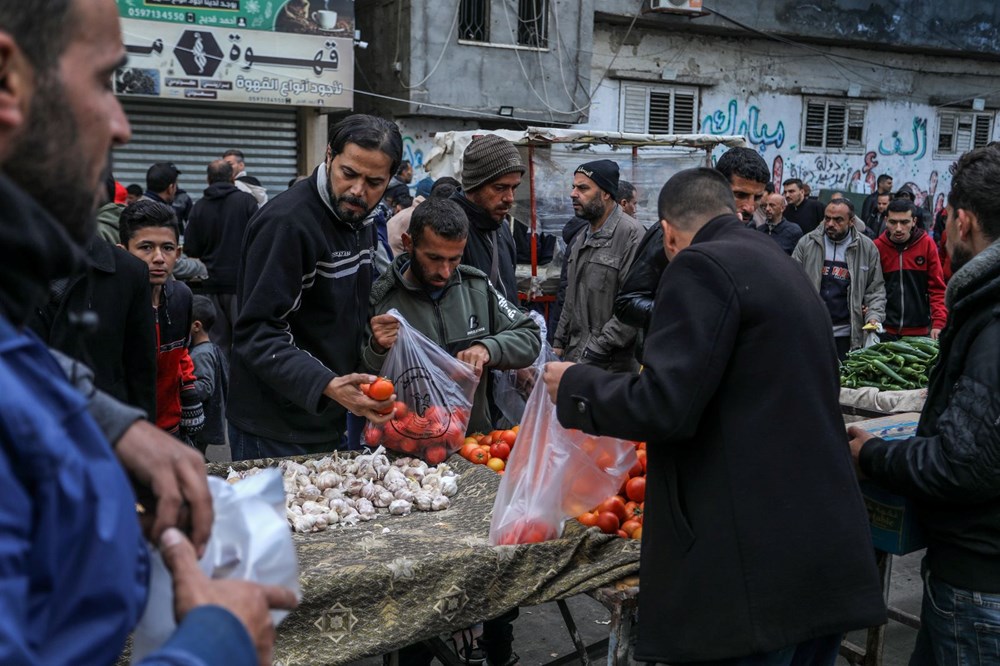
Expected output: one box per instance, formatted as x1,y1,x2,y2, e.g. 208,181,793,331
648,0,703,14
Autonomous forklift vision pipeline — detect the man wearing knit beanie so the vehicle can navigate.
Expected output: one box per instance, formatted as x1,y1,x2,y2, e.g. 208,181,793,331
449,134,526,300
553,158,643,372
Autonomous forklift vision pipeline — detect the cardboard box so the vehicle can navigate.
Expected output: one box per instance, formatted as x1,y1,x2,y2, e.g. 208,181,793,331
852,413,927,555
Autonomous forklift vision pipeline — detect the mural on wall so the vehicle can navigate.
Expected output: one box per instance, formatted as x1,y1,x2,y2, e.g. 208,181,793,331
878,117,928,160
702,99,785,151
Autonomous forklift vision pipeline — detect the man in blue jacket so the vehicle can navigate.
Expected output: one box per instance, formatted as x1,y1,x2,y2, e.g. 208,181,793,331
0,0,296,663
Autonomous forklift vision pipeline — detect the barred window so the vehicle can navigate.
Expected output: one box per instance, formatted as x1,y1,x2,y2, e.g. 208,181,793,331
517,0,547,47
937,110,993,155
459,0,489,42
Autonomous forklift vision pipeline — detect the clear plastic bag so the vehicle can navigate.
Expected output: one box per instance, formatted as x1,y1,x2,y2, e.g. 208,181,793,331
364,308,479,463
489,379,637,545
492,311,557,427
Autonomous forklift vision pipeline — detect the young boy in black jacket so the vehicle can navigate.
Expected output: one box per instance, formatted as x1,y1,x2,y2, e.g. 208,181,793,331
189,296,228,454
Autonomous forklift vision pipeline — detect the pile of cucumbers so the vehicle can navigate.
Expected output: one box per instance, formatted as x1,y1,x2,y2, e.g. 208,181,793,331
840,337,939,391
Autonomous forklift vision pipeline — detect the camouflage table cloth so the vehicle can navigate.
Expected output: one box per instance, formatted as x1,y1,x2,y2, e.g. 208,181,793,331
213,454,640,666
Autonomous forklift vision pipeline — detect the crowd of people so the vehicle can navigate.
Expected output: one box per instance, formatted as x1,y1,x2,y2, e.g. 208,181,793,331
2,1,999,665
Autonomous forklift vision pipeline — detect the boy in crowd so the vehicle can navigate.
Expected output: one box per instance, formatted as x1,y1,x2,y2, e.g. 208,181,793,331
119,200,204,440
189,296,229,454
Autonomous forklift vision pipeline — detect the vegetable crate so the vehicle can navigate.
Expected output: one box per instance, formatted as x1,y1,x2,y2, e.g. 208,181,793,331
853,413,926,555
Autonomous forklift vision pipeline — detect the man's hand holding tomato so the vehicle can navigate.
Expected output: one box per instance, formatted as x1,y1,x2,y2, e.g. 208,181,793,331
543,361,575,403
457,343,490,376
324,373,395,424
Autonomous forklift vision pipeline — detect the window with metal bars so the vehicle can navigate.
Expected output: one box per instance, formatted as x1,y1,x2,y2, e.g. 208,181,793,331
459,0,489,42
517,0,548,47
802,98,866,151
619,84,697,134
936,110,994,155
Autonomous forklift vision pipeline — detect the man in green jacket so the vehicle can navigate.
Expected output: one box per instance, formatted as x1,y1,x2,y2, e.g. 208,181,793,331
363,196,540,435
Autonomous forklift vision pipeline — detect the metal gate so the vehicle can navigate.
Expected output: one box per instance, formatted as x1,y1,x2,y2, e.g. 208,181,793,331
113,99,300,202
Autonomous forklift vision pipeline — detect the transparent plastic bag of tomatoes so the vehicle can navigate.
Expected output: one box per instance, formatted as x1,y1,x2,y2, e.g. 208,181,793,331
488,379,637,545
363,309,479,463
493,311,557,427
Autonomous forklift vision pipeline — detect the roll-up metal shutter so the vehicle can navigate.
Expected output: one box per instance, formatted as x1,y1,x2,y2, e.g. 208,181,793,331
113,99,300,202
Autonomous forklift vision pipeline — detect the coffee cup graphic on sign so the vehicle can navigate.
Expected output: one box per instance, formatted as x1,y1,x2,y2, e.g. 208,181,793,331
312,9,337,29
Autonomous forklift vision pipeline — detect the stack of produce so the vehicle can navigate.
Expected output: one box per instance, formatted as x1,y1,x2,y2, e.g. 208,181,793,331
576,442,646,539
458,427,518,472
840,337,939,390
225,446,459,533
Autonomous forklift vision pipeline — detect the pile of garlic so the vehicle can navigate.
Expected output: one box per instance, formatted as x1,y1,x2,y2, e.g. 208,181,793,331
225,446,460,533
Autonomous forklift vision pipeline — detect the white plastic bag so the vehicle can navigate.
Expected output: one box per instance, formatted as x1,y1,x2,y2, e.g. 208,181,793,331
492,311,556,427
131,469,300,662
489,380,637,545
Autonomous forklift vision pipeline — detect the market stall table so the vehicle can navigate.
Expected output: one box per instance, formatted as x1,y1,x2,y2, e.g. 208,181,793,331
211,455,641,666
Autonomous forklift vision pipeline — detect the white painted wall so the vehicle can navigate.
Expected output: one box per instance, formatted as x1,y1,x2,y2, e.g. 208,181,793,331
577,26,1000,214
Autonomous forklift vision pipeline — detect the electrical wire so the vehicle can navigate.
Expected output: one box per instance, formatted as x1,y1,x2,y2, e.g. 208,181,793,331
395,1,461,89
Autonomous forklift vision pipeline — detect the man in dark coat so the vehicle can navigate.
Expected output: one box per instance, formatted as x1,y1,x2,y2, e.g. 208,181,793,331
29,236,157,417
449,134,522,301
543,167,886,664
184,159,259,354
850,144,1000,665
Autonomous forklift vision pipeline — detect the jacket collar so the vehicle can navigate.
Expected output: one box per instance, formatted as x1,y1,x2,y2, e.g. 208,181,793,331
0,174,84,326
583,204,624,244
805,223,860,247
945,237,1000,311
203,182,239,198
689,213,746,245
85,236,116,274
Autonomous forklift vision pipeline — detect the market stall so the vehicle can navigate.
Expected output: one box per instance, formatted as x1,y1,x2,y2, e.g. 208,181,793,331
424,128,746,311
211,455,640,666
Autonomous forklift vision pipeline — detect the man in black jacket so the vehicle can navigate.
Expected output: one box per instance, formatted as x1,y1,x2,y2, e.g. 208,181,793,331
860,173,893,223
228,114,401,459
850,144,1000,665
449,134,523,301
783,177,825,234
545,167,885,664
184,159,259,355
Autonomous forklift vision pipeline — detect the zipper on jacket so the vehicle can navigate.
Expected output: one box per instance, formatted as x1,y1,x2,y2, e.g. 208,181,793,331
898,249,905,330
432,299,447,342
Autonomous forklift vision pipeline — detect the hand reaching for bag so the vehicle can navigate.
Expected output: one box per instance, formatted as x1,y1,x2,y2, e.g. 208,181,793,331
457,343,491,376
371,314,400,352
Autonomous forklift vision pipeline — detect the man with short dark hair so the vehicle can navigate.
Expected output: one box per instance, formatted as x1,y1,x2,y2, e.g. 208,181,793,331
783,177,825,234
184,159,259,355
223,148,268,205
716,146,770,223
0,0,295,661
617,179,638,217
792,197,886,358
125,182,143,204
873,198,947,340
894,184,930,230
544,167,886,666
861,173,893,222
849,143,1000,666
229,114,403,459
450,134,524,300
757,191,802,255
553,159,642,371
865,191,892,239
143,161,180,205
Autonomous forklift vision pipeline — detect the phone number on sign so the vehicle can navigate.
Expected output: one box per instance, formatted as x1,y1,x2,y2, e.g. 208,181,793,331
126,7,188,21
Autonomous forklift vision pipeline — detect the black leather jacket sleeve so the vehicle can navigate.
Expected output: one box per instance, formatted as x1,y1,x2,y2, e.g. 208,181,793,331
613,223,668,330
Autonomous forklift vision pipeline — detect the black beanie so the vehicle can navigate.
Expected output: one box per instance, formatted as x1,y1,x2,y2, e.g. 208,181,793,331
574,159,620,198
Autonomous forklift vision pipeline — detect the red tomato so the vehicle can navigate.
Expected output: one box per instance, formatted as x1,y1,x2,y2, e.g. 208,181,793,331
617,529,629,539
599,495,628,522
632,525,642,540
366,377,395,401
452,407,470,425
595,511,620,535
636,449,647,473
399,438,418,454
577,511,599,527
480,433,495,447
424,444,447,465
363,427,381,447
499,429,517,446
621,519,642,537
628,458,644,478
623,501,640,520
460,442,481,460
498,519,556,545
489,441,511,461
393,401,409,419
625,476,646,503
469,448,489,464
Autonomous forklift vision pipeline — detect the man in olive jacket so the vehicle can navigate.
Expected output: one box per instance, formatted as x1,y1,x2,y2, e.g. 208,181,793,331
543,168,886,664
364,196,540,435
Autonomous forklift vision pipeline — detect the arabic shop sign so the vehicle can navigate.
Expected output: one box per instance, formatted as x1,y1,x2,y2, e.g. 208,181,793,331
116,1,353,108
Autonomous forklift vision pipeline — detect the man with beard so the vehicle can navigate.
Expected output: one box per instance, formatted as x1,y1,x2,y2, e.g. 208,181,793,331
793,197,885,359
553,159,642,371
849,143,1000,666
228,114,401,459
0,0,296,662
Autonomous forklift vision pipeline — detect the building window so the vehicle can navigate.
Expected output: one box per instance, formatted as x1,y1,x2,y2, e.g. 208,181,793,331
936,110,993,154
460,0,489,42
620,84,697,134
517,0,548,48
802,98,866,151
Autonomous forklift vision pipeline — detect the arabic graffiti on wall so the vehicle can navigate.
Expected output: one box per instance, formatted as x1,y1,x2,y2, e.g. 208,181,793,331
878,117,928,160
702,99,785,150
402,136,425,170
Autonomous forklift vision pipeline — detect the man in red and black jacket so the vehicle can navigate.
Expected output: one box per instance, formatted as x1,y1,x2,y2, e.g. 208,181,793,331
874,198,947,340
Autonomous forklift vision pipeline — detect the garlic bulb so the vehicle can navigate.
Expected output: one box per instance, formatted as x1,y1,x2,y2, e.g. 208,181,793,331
389,499,413,515
431,495,450,511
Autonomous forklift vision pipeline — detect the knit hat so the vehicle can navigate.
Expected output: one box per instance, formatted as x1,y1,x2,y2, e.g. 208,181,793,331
574,159,620,198
461,134,525,192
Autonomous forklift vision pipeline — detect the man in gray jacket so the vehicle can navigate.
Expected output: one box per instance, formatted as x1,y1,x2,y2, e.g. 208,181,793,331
553,159,643,371
792,197,886,358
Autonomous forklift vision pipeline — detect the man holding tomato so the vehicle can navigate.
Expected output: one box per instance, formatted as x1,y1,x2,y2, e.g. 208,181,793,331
543,168,886,665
